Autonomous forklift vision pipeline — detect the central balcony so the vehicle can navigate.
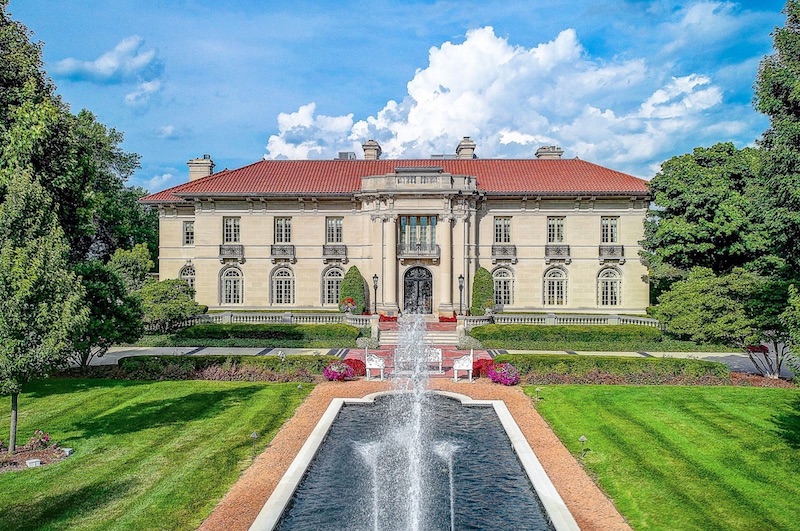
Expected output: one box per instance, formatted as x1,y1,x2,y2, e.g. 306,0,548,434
545,244,571,264
219,244,244,263
322,244,347,263
491,244,517,264
271,244,296,263
397,242,440,263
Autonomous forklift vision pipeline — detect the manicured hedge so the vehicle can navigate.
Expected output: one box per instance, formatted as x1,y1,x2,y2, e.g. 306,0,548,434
494,354,731,381
176,324,360,341
118,354,338,379
471,324,662,342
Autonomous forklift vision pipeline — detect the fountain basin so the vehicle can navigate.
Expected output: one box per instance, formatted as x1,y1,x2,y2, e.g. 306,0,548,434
250,390,578,531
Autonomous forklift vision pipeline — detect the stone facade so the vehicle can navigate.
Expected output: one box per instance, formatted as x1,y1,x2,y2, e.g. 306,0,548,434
144,139,650,316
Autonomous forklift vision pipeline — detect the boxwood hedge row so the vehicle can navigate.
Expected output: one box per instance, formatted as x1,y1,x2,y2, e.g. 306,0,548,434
176,324,360,342
470,324,662,343
118,354,337,378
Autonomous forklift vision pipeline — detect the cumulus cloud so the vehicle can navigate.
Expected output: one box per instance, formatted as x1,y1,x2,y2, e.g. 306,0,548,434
125,80,162,107
53,35,162,83
264,25,732,177
145,172,179,192
156,125,180,139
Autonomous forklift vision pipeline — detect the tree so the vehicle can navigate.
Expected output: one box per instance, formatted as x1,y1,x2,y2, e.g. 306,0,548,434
140,280,203,333
641,143,766,295
108,243,154,293
653,267,792,378
72,260,143,368
470,267,494,316
754,0,800,273
340,266,367,314
782,285,800,375
0,172,87,453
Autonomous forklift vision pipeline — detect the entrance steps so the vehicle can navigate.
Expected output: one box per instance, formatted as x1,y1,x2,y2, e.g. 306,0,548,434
378,329,460,346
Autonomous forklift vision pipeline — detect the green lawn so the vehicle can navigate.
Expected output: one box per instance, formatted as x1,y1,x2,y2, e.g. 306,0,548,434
0,378,312,531
530,385,800,530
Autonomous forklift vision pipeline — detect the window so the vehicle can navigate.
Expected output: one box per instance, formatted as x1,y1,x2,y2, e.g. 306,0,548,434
598,268,621,306
399,216,437,247
326,217,343,243
601,217,618,243
543,268,567,306
271,267,295,304
183,221,195,245
180,265,196,291
493,267,514,306
547,217,564,243
494,217,511,244
221,267,242,304
275,217,292,243
223,217,240,243
323,268,344,305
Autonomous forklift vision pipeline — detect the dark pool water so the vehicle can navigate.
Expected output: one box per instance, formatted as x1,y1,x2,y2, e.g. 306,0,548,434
275,393,554,531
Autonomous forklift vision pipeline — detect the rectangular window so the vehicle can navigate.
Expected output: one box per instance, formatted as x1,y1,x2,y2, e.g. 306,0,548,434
601,217,618,243
275,217,292,243
547,217,564,243
494,217,511,244
399,216,437,249
326,217,343,243
223,217,240,243
183,221,195,246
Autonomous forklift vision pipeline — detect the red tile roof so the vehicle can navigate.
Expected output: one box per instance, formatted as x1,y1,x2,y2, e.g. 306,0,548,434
141,158,648,203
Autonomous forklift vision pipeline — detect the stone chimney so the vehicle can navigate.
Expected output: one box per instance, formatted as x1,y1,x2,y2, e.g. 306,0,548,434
187,154,215,181
455,136,477,159
535,146,564,159
362,140,382,160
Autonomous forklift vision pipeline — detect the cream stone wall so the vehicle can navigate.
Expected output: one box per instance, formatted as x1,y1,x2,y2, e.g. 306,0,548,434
157,196,649,315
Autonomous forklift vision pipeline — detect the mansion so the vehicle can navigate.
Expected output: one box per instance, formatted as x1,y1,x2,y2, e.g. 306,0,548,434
141,138,651,316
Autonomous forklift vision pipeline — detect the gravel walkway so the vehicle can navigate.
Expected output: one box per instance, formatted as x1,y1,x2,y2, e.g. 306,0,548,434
199,379,630,531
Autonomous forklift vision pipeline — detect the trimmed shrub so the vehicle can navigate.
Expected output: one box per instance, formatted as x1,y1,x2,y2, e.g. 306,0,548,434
471,324,662,343
356,336,380,349
118,354,337,379
494,354,731,385
470,267,494,316
457,335,483,350
175,323,360,344
340,266,367,315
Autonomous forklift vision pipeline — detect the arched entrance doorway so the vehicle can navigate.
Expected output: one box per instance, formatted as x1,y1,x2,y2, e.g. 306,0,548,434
403,267,433,314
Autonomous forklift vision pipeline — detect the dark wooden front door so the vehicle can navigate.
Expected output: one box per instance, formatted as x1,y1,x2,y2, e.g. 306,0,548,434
403,267,433,314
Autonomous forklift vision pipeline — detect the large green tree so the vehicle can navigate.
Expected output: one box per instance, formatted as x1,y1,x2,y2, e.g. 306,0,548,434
0,3,158,263
108,243,155,293
73,260,143,368
754,0,800,273
140,279,203,333
0,172,87,452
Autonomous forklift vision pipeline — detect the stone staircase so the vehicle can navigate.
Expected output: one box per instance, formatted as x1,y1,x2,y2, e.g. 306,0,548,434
378,328,460,346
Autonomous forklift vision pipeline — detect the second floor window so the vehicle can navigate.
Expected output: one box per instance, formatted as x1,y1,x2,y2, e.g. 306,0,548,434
223,217,240,243
183,221,195,245
326,217,343,243
601,217,618,243
547,217,564,243
494,217,511,243
275,217,292,243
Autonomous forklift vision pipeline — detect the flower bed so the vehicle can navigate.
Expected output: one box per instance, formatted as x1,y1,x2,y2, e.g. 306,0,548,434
472,358,494,377
343,358,366,377
438,315,457,323
488,362,520,385
323,360,355,381
0,431,68,474
379,315,398,322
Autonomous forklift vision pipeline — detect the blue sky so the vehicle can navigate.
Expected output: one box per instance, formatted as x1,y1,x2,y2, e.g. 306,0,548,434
10,0,786,191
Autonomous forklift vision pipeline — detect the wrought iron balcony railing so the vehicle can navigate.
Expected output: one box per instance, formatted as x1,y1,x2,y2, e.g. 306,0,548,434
219,244,244,263
545,244,571,264
599,244,625,263
491,244,517,263
397,242,440,259
322,244,347,263
270,244,296,263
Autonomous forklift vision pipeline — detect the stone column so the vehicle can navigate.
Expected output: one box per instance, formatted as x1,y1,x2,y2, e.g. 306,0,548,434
383,216,399,315
438,215,454,315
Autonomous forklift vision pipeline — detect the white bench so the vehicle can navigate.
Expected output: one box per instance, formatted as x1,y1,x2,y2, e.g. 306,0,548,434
452,349,474,382
394,346,443,373
365,352,385,381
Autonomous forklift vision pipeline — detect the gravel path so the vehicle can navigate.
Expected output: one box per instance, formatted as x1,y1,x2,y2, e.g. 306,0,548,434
199,379,630,531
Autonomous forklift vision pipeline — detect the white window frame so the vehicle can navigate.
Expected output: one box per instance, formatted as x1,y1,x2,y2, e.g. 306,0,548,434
601,217,619,243
322,267,344,305
183,221,195,246
180,264,196,291
223,217,240,244
271,267,295,305
494,217,511,244
547,217,564,243
543,267,567,306
275,217,292,243
493,267,514,306
326,217,343,244
598,268,621,306
220,267,243,305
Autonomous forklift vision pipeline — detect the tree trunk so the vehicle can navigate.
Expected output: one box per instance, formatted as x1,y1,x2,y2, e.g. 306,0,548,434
9,392,18,454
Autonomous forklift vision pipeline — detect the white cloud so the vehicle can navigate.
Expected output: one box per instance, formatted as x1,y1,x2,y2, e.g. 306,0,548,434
156,125,180,139
145,172,179,192
125,80,162,106
53,35,161,83
264,26,729,177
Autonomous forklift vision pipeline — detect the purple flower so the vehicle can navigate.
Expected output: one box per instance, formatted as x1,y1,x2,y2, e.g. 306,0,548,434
488,362,520,386
323,361,355,381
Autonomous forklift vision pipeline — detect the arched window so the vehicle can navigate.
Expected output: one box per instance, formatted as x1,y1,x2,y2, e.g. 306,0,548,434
493,267,514,306
272,267,295,305
221,267,243,305
323,268,344,305
543,268,567,306
598,268,621,306
180,264,196,291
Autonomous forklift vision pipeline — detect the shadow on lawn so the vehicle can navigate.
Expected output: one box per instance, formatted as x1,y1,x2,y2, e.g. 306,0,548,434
0,477,136,531
71,386,264,438
773,395,800,449
24,377,150,399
